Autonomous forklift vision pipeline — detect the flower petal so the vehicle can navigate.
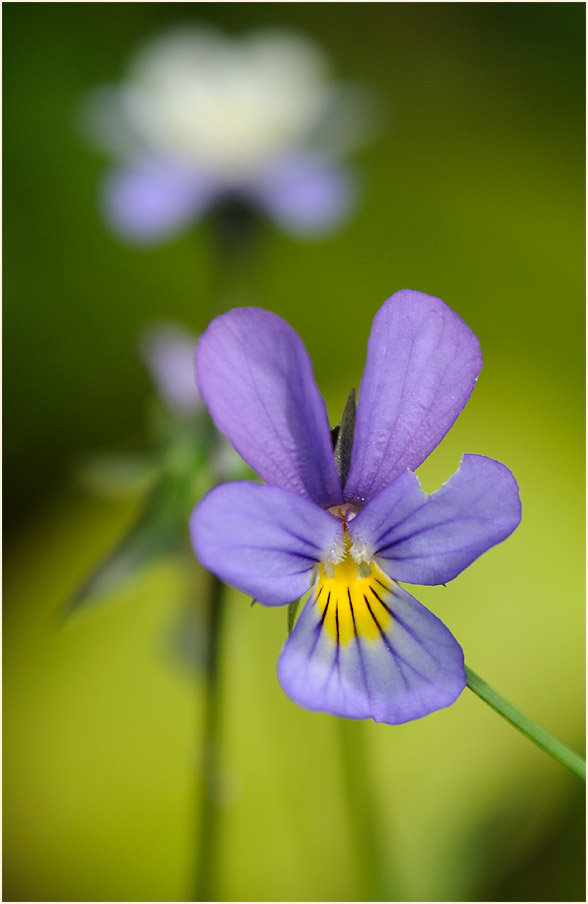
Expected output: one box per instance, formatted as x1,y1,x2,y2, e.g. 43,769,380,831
196,308,342,508
190,482,342,606
344,290,483,504
103,158,216,242
351,454,521,585
250,154,356,236
277,579,465,724
139,323,202,416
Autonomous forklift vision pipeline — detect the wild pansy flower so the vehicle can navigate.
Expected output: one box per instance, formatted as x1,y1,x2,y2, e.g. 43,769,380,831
84,26,370,242
190,290,521,724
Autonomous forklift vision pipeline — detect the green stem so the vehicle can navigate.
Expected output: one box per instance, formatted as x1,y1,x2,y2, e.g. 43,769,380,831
287,604,393,900
194,574,225,901
337,719,393,901
465,665,585,782
192,204,258,900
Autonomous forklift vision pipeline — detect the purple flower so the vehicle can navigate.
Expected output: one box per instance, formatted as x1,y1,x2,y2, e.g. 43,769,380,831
139,323,202,417
189,290,521,724
84,27,371,242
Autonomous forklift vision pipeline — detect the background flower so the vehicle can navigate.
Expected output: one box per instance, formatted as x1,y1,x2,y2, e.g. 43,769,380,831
84,25,371,241
4,5,584,902
73,320,247,607
139,323,202,418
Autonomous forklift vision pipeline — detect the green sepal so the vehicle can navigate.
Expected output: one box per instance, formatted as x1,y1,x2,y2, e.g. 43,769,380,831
287,598,302,634
333,388,356,486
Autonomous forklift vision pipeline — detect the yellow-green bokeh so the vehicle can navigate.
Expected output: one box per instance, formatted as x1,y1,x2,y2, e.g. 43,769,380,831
4,3,584,902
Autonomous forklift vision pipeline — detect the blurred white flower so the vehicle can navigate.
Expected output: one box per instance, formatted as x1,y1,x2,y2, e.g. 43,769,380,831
84,25,372,242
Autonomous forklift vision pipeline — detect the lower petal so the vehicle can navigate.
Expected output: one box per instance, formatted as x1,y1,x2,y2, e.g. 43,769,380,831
103,158,216,242
250,154,356,236
277,575,465,725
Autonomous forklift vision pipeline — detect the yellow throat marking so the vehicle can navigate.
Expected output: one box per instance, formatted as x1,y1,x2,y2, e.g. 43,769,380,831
317,535,393,645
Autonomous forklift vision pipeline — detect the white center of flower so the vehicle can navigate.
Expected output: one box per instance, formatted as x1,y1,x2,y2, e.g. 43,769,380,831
119,28,333,177
323,503,372,578
316,527,394,646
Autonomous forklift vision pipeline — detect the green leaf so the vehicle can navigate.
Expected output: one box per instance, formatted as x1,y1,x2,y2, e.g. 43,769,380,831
67,468,197,615
76,450,159,497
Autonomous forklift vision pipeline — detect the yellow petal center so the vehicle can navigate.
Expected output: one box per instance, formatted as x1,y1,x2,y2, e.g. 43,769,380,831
317,534,393,645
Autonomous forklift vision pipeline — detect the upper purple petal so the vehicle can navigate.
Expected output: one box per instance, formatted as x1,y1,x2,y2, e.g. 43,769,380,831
102,157,216,242
350,454,521,585
344,290,483,504
196,308,342,508
250,154,356,236
190,481,341,606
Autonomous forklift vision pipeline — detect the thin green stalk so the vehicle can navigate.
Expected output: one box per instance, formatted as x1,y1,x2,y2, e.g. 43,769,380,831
287,603,394,900
338,719,394,902
194,574,225,901
465,665,585,781
193,207,258,901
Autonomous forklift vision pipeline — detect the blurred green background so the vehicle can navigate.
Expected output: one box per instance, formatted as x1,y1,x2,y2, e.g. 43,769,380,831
4,3,585,902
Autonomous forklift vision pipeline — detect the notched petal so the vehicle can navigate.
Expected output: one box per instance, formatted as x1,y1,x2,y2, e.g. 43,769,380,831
345,290,483,504
355,454,521,586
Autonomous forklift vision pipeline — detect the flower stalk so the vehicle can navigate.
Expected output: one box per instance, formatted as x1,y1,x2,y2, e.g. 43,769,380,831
193,207,260,901
338,718,394,901
465,665,585,781
194,573,226,901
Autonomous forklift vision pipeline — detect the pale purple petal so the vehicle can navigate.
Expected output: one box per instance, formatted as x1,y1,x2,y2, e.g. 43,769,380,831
350,455,521,585
139,324,201,416
277,581,465,724
103,158,217,242
196,308,342,508
189,482,341,606
344,290,483,504
250,155,356,236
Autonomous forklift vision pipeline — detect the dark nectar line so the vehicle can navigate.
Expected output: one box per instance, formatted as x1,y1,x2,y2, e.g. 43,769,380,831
364,593,411,688
347,587,359,639
320,591,331,625
369,585,393,616
363,593,384,635
363,593,394,652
